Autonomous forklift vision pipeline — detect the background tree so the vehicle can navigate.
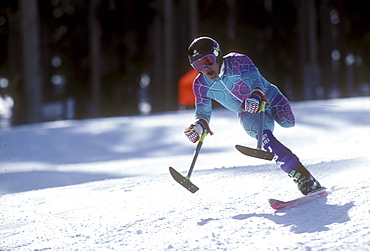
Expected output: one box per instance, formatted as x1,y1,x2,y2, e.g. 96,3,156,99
1,0,370,125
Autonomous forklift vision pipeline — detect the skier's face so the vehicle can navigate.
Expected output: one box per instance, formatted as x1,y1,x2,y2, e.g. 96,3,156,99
200,61,220,80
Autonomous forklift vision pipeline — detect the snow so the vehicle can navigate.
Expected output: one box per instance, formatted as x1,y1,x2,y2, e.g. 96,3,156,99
1,97,370,250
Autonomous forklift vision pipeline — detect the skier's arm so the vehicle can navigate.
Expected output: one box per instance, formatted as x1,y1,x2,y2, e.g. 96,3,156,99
240,56,269,113
185,96,214,143
184,78,214,143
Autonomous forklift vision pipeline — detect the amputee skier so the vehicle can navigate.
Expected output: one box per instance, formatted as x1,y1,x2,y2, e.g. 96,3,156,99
184,36,323,195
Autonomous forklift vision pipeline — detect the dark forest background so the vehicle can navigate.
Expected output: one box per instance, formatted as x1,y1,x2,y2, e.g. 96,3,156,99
0,0,369,125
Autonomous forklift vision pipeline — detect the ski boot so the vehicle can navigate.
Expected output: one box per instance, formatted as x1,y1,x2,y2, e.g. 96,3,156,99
289,164,323,195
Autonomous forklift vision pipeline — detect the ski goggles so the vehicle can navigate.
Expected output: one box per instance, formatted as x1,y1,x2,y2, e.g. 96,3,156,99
191,54,217,72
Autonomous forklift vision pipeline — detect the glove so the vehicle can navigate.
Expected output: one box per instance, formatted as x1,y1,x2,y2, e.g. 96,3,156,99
184,119,213,143
184,123,204,143
244,88,268,113
244,98,260,113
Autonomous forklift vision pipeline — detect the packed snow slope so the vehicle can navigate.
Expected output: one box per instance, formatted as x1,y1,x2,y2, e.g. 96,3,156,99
1,97,370,250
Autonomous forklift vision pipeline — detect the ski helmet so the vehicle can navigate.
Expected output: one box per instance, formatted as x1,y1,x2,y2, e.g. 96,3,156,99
188,37,223,71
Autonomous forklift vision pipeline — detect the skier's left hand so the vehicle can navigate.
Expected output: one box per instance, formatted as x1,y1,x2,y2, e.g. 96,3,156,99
244,88,268,113
244,98,260,113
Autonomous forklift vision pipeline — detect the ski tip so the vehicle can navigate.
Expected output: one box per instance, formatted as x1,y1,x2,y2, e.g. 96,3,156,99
268,199,276,206
268,198,282,210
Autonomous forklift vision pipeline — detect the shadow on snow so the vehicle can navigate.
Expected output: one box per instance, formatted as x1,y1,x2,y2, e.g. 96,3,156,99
232,199,354,234
0,170,130,195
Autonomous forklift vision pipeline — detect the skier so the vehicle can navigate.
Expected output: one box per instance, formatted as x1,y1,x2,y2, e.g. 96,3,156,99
184,36,322,195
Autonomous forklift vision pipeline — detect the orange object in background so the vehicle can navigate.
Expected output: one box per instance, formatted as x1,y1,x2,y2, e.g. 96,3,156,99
178,69,199,109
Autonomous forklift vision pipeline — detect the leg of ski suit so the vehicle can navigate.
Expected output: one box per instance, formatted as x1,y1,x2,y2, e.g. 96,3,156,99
238,85,296,138
238,85,322,194
238,85,298,173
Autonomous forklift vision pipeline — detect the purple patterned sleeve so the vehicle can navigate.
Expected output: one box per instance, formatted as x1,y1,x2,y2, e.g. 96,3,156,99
193,75,212,122
234,54,271,93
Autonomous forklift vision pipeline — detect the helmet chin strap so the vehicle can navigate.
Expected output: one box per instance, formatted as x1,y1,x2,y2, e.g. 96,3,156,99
218,61,225,77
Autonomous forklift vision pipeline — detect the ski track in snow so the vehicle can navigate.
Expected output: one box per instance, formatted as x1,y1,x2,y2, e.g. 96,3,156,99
1,97,370,250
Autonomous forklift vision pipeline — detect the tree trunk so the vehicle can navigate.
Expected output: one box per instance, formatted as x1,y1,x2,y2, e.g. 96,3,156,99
88,0,101,117
163,0,175,110
20,0,42,123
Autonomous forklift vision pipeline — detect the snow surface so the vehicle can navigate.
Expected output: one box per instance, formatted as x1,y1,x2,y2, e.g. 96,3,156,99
1,97,370,250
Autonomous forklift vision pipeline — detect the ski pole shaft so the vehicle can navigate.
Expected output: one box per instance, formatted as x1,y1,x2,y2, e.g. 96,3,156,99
186,131,207,178
257,101,266,150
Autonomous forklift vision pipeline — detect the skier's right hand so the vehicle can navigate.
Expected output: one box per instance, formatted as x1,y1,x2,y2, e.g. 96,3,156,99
184,119,213,143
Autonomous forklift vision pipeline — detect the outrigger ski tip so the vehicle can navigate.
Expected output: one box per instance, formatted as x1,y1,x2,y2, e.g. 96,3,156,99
235,145,274,160
169,131,207,193
235,101,274,161
169,167,199,193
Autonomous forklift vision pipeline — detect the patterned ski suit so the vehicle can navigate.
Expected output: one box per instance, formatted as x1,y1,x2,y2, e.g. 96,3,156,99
193,53,295,139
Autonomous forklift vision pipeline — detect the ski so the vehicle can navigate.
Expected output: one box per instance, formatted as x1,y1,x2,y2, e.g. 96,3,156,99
268,187,331,211
169,167,199,193
235,144,274,160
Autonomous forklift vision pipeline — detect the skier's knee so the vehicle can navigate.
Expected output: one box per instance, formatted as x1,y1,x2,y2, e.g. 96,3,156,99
246,130,257,139
278,119,295,128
